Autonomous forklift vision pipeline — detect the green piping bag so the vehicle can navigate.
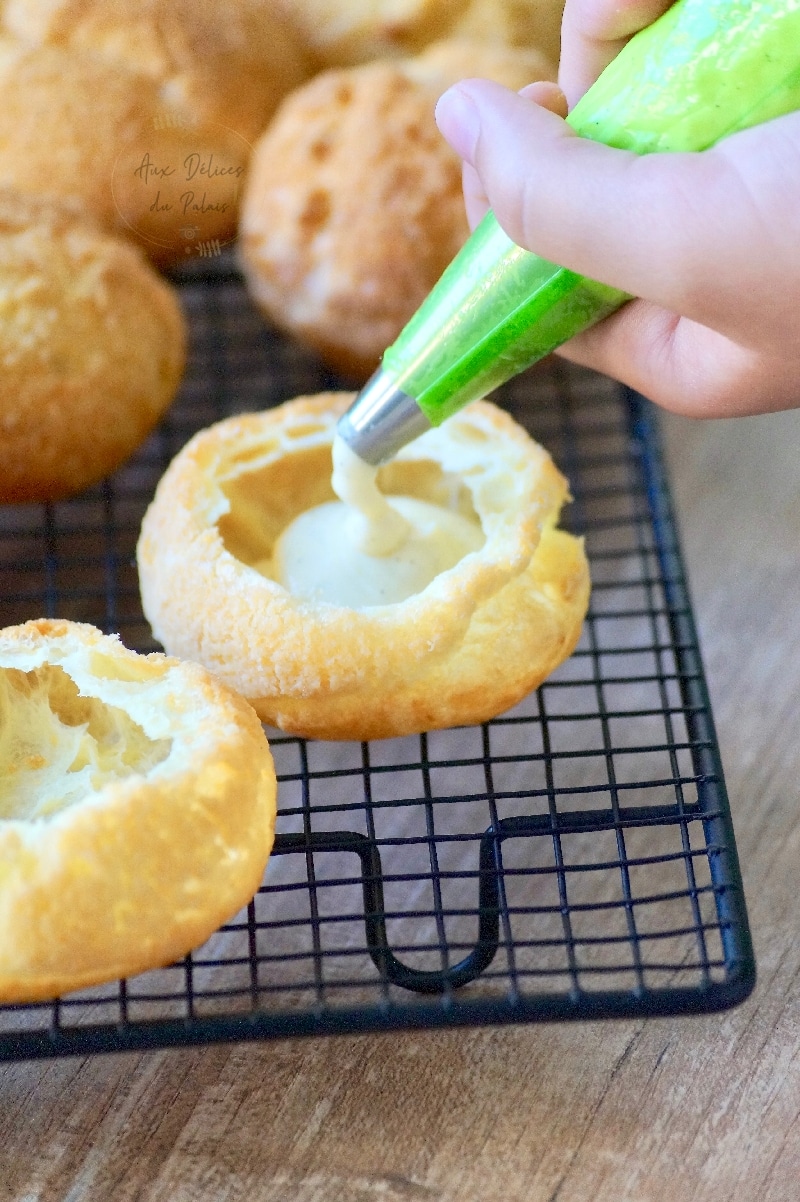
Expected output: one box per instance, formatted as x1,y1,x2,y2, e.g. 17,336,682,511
337,0,800,464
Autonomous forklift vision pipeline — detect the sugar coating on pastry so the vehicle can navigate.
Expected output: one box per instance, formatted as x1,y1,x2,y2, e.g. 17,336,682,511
239,40,556,379
0,189,185,502
0,35,250,263
0,619,277,1003
137,393,590,741
2,0,312,142
277,0,564,69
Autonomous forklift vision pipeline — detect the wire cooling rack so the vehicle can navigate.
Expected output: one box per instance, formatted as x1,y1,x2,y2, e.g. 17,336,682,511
0,256,755,1060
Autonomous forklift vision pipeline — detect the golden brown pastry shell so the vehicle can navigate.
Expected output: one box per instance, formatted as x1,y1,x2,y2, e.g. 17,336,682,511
2,0,311,143
0,190,185,502
0,619,277,1004
0,36,250,264
277,0,564,69
238,41,556,380
137,393,590,740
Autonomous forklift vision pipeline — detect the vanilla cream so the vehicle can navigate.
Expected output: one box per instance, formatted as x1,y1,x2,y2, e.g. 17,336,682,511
266,435,484,607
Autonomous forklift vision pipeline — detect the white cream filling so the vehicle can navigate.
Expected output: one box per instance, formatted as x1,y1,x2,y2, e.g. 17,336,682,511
330,435,411,556
264,435,484,608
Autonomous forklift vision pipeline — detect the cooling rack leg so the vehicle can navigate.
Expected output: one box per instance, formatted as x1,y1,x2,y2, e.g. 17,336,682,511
270,830,501,994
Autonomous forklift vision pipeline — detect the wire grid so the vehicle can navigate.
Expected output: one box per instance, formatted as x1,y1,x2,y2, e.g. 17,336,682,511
0,257,755,1060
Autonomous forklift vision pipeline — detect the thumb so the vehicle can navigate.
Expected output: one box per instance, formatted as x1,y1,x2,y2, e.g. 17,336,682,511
458,80,568,230
434,78,723,318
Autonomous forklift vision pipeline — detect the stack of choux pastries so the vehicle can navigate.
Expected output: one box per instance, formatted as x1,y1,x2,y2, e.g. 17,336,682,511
0,0,564,274
0,0,585,1004
0,0,315,506
0,0,566,499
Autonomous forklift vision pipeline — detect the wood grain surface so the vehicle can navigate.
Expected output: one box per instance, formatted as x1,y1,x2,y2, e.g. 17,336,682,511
2,400,799,1202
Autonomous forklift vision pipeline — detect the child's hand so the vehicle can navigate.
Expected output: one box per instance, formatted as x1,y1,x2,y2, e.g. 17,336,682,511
434,0,800,418
559,0,676,109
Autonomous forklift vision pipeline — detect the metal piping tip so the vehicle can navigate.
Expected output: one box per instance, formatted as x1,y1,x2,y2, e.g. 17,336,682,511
335,368,432,465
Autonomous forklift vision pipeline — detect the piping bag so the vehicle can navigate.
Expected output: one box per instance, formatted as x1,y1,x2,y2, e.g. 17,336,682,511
337,0,800,464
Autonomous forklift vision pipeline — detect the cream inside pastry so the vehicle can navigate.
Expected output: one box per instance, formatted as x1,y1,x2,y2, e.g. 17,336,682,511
265,434,484,607
137,393,591,741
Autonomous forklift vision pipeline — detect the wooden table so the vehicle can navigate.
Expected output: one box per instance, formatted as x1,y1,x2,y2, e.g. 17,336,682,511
2,400,799,1202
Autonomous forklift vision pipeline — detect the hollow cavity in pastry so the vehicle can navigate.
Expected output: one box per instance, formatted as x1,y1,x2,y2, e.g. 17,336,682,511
0,664,171,821
0,619,277,1003
137,393,591,741
266,434,484,606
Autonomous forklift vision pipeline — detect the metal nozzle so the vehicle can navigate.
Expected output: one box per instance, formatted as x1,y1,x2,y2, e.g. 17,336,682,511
335,368,431,465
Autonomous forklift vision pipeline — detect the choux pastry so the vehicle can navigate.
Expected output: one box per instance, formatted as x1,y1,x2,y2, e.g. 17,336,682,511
239,41,556,379
0,619,277,1003
0,189,185,502
0,35,250,263
2,0,311,143
276,0,565,70
137,393,590,741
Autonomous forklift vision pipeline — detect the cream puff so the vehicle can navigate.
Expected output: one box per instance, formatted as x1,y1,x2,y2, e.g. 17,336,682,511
276,0,564,69
0,619,277,1003
0,35,250,264
2,0,311,142
137,393,590,740
0,189,186,502
239,41,556,379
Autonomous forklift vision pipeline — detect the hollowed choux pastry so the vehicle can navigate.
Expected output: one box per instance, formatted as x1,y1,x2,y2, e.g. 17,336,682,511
2,0,312,143
0,35,251,264
276,0,565,69
0,189,185,502
238,40,556,379
136,393,590,741
0,619,277,1003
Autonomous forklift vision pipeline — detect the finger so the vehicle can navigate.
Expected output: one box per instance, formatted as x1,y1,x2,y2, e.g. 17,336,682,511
559,0,675,107
444,80,568,231
436,78,697,306
557,301,800,418
462,160,489,230
435,79,800,334
517,80,569,120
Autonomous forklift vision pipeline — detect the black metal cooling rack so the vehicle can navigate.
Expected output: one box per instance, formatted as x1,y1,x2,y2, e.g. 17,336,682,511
0,256,755,1061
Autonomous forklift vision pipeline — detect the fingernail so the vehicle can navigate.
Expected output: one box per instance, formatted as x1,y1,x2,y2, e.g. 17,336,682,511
518,80,568,117
435,85,481,162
